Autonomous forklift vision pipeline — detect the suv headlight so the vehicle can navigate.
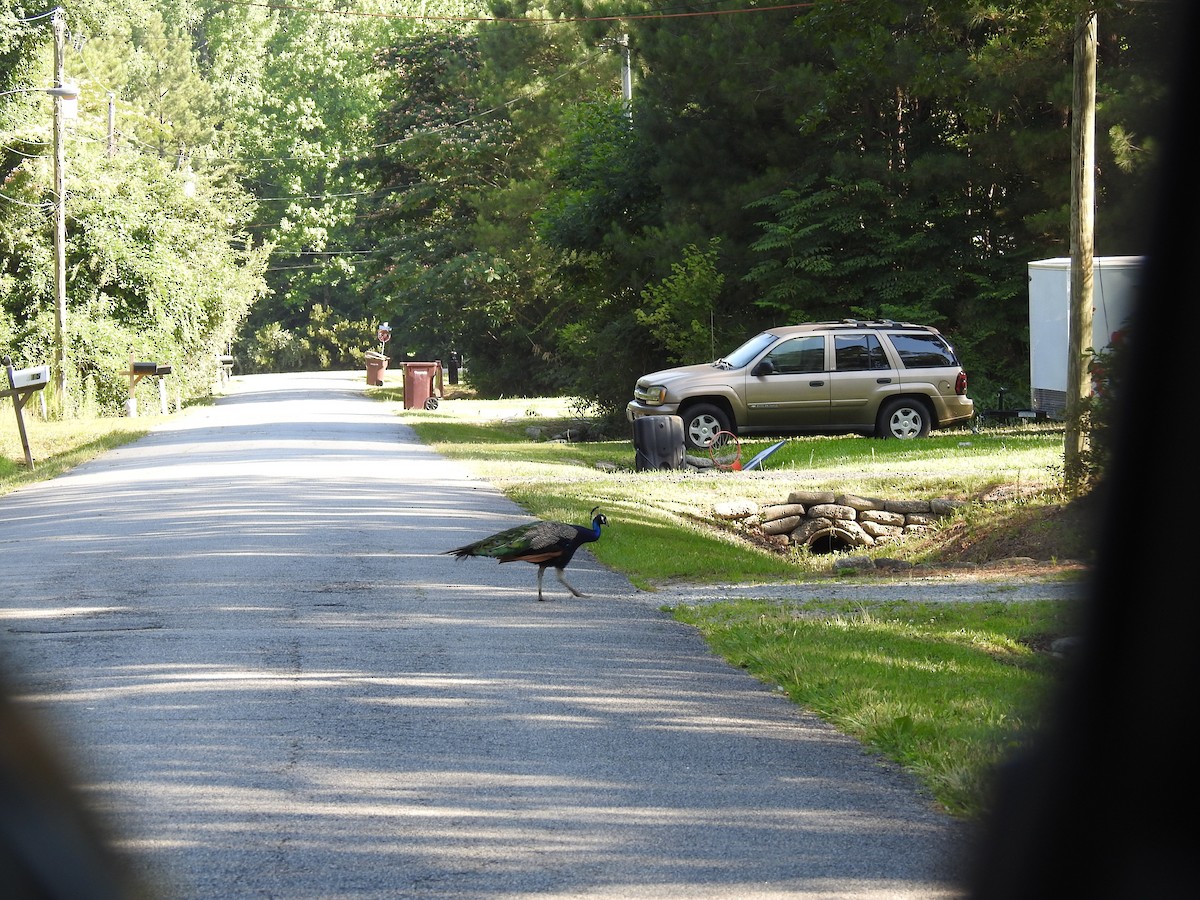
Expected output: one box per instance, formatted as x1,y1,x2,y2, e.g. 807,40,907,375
634,383,668,405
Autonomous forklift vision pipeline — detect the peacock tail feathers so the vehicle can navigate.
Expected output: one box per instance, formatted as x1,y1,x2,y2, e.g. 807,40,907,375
444,508,606,564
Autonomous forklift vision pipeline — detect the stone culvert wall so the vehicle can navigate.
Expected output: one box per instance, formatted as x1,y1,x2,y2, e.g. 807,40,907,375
713,490,967,554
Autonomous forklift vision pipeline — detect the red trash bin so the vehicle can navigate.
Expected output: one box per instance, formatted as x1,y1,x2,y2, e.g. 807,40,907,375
364,351,389,386
402,360,442,409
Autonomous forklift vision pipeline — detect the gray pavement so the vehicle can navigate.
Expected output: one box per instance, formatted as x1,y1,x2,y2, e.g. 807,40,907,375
1,370,975,899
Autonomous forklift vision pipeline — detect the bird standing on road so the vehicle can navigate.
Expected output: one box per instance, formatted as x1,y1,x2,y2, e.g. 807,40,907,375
444,507,608,601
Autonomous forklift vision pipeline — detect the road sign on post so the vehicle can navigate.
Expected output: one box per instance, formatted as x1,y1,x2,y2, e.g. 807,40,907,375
376,322,392,356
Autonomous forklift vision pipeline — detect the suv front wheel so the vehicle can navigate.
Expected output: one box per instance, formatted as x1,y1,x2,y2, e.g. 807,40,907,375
878,398,931,439
681,403,731,449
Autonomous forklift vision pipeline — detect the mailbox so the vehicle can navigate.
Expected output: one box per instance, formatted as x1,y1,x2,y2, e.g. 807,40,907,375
126,358,173,418
8,364,50,390
129,360,170,376
3,357,50,469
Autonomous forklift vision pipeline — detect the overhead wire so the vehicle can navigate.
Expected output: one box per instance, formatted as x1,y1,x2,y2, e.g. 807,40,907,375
0,191,52,209
6,9,58,21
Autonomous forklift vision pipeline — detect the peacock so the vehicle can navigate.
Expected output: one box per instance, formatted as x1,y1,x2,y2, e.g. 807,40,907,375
444,507,608,601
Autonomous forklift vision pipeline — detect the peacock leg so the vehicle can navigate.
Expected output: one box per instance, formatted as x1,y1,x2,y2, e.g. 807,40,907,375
556,568,585,598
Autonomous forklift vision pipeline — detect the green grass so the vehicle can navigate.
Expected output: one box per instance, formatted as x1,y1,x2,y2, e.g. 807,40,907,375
394,395,1081,587
672,598,1082,818
1,414,156,495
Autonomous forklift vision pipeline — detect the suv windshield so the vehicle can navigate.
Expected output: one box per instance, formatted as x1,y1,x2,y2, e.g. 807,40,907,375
719,332,778,369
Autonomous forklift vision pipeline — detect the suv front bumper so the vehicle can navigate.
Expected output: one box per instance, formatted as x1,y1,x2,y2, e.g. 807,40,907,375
626,401,681,422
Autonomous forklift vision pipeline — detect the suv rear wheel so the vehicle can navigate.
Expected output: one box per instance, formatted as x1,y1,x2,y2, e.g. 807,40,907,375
682,403,731,449
878,398,931,439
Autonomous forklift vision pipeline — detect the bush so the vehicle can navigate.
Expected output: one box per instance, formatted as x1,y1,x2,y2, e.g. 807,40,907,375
1078,328,1129,490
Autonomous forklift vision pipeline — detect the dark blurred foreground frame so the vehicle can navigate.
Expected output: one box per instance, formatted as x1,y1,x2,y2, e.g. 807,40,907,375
967,1,1195,897
0,688,150,898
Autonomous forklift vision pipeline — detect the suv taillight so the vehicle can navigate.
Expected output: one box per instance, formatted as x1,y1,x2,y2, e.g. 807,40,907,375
955,371,968,396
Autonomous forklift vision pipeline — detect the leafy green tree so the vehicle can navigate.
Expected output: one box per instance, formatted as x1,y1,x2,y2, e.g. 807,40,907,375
75,152,265,411
464,14,638,399
634,239,723,366
0,5,52,95
613,0,1170,407
85,11,219,158
364,29,560,394
537,100,658,253
1,61,266,414
208,1,392,372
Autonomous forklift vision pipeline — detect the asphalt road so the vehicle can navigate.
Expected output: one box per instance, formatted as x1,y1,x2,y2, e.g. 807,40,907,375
1,370,977,899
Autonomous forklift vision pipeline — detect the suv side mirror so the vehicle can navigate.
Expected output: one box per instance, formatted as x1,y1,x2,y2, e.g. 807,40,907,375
752,359,776,377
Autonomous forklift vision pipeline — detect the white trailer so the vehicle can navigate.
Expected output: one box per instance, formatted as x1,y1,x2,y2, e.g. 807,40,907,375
1027,256,1142,419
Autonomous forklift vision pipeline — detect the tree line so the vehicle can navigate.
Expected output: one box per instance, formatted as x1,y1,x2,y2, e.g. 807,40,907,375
0,0,1172,420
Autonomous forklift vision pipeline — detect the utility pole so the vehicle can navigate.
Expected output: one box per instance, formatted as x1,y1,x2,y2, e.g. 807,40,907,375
1065,8,1096,492
619,34,632,118
52,6,70,412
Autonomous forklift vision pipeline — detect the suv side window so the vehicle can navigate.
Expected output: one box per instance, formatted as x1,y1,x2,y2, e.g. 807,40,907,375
888,332,956,368
764,336,825,374
834,334,889,371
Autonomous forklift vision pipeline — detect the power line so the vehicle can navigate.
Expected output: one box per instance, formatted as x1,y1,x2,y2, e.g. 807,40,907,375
7,8,57,21
0,191,52,209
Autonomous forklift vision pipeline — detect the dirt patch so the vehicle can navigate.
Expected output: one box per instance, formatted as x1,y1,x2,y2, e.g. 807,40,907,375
928,495,1099,568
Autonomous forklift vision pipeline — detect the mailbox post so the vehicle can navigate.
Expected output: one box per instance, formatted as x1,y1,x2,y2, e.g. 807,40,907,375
3,355,50,468
126,356,172,417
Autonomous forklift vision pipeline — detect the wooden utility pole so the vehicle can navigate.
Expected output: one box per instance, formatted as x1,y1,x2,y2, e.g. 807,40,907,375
619,34,633,119
52,6,70,412
1065,8,1097,492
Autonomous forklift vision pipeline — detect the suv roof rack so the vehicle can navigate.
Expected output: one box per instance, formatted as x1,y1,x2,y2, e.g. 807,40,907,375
772,320,938,332
819,318,925,329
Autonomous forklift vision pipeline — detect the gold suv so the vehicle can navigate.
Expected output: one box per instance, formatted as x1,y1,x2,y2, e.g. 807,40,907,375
626,320,975,449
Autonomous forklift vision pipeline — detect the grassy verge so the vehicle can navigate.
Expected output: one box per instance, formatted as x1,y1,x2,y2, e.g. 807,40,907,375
392,393,1091,586
672,598,1082,818
1,414,157,496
